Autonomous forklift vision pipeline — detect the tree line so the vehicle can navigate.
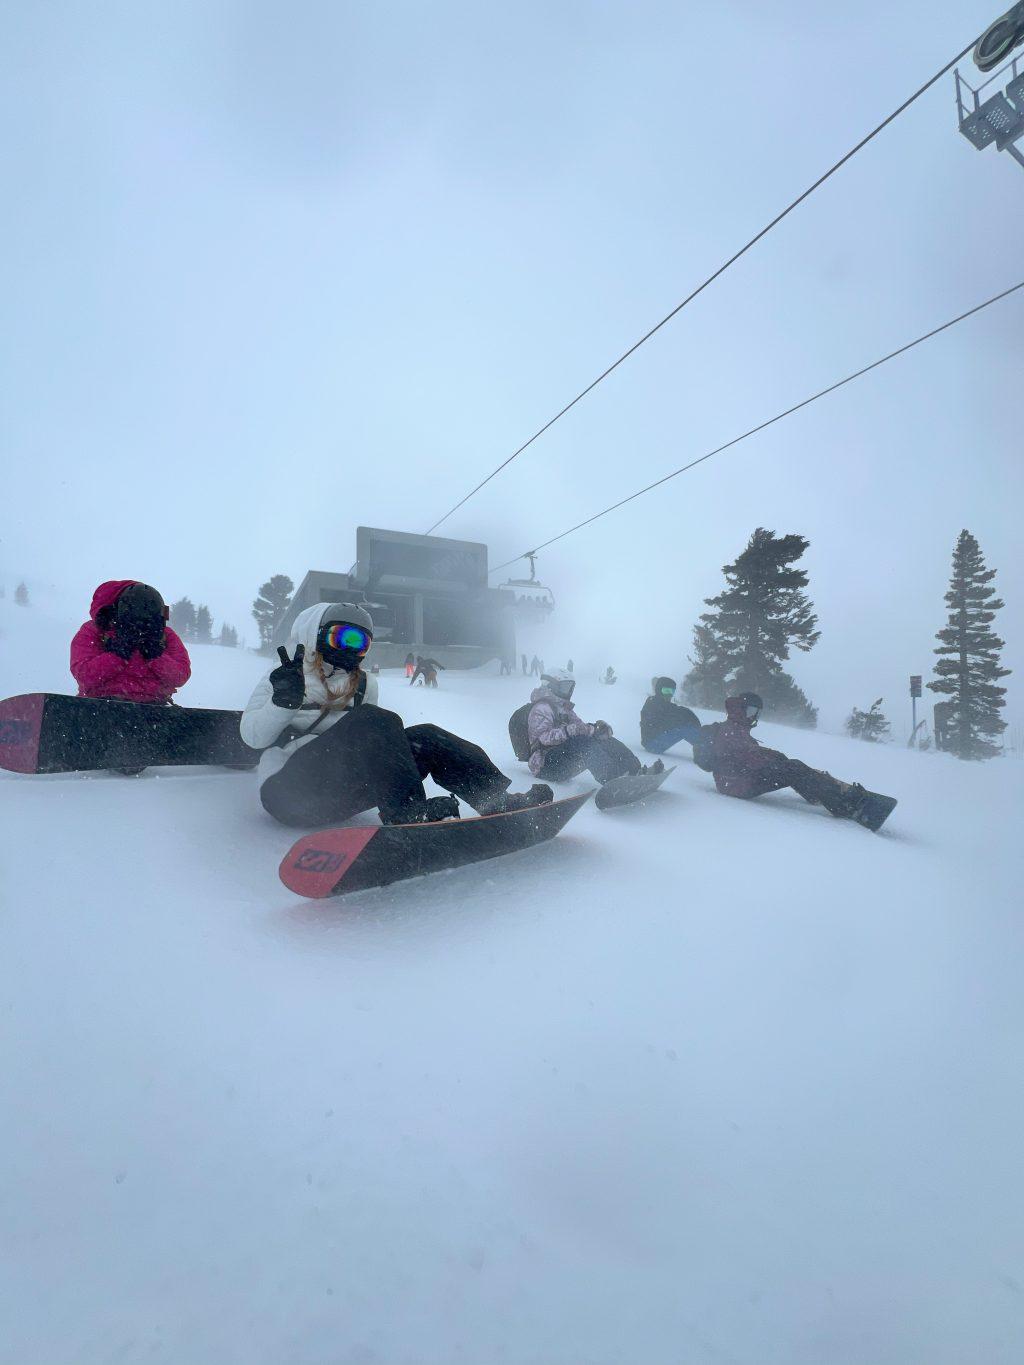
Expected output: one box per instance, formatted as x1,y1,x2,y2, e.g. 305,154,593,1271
169,598,240,648
680,526,1009,762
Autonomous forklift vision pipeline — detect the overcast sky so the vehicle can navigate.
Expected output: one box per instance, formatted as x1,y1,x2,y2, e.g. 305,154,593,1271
2,0,1020,732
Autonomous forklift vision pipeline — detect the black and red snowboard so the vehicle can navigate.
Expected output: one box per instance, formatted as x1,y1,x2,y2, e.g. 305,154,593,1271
0,693,258,774
279,790,593,898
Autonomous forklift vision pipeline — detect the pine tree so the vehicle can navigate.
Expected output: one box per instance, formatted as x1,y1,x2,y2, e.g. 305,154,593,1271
252,574,294,652
762,671,818,729
681,622,730,709
14,581,29,607
845,697,890,742
170,597,197,640
690,528,820,722
195,604,213,644
218,623,239,648
928,530,1009,760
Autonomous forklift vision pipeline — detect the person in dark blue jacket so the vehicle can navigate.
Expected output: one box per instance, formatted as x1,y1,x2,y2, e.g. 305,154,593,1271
640,677,702,754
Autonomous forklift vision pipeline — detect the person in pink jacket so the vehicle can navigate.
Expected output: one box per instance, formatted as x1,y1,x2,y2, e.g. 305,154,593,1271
70,580,191,703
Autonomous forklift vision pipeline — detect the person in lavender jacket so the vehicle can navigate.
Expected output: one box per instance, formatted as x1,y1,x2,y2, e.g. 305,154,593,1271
526,669,659,785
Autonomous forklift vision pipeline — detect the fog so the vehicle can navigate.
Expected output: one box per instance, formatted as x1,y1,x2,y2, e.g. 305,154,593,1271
2,0,1020,731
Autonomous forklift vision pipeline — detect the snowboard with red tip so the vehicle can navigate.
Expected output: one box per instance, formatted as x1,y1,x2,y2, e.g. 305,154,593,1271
279,791,593,898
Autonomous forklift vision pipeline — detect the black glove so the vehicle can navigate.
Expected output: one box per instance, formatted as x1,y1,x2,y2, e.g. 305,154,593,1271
270,644,306,709
137,622,166,659
104,633,135,660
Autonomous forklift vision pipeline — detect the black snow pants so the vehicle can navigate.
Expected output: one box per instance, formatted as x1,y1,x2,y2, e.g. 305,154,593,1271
539,734,642,784
259,705,512,828
741,752,854,815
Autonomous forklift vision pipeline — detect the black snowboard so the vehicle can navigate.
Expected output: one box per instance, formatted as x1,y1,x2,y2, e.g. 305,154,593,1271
594,764,675,811
0,693,259,774
279,790,593,898
852,790,898,832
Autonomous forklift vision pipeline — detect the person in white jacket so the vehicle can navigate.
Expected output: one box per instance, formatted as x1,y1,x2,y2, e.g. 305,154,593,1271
241,601,551,828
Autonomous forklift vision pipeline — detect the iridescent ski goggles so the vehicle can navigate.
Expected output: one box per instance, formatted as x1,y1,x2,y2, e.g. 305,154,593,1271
659,685,676,697
321,622,371,656
744,702,762,720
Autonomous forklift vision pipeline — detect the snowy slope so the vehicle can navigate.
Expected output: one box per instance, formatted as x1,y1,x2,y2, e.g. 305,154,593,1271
2,597,1023,1365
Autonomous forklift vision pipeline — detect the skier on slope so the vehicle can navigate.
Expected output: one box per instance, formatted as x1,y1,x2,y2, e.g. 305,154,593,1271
522,668,660,784
70,580,191,704
695,692,896,830
640,677,702,755
241,603,551,828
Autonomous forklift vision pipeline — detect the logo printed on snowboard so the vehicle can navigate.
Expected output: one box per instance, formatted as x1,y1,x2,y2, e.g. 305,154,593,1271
295,849,348,874
0,720,32,744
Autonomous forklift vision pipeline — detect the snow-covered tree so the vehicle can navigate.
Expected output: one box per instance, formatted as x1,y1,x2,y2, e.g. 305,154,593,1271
681,622,730,710
252,575,293,652
170,597,197,640
218,623,239,648
14,581,29,607
195,604,213,644
928,530,1009,761
687,528,820,723
845,697,890,742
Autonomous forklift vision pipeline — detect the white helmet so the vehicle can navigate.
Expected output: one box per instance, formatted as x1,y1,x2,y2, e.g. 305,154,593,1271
541,668,575,701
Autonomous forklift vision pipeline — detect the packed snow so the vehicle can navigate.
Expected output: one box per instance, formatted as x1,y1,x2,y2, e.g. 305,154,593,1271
2,594,1023,1365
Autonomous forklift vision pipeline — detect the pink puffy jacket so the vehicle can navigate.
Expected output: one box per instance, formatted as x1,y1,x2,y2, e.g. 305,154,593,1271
70,580,191,703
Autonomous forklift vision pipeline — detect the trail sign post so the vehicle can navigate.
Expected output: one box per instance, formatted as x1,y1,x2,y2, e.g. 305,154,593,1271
910,675,922,744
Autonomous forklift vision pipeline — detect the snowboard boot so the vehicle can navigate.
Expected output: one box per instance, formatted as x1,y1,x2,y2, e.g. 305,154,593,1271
380,794,461,826
476,783,554,815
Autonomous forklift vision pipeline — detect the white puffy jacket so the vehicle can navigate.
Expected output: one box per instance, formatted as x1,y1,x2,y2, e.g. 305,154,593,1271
241,602,380,789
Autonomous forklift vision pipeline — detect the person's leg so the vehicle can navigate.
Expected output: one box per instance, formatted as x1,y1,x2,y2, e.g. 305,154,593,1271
260,706,425,827
643,724,701,755
405,723,513,811
583,735,643,782
743,754,856,814
535,737,593,783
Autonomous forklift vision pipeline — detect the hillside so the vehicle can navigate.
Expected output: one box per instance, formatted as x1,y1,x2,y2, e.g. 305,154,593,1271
1,596,1022,1365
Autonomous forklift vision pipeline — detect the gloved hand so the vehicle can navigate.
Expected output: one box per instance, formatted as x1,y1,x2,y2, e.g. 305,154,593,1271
592,720,613,738
137,622,166,659
270,644,306,709
104,633,135,660
566,720,594,739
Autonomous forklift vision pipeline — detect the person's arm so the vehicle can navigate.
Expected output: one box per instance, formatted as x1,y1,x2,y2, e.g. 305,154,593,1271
69,623,125,694
240,674,297,749
529,702,591,748
144,628,191,691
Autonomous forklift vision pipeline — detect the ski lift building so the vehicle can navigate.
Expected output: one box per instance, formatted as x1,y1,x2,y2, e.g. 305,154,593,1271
274,527,518,669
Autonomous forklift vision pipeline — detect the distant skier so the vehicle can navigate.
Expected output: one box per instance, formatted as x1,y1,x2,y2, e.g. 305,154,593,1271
530,655,542,676
499,657,513,676
694,692,896,830
411,656,444,688
566,659,574,674
241,603,551,828
641,677,702,754
517,669,659,784
70,580,191,704
521,653,528,675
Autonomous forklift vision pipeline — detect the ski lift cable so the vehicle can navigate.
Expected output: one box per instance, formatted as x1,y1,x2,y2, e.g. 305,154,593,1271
488,280,1024,574
424,31,981,538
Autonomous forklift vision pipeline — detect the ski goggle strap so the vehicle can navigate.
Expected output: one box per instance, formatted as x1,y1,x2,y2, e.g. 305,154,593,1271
322,623,371,655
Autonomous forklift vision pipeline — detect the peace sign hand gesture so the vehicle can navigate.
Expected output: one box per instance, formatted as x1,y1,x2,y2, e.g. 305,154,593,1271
269,644,306,710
